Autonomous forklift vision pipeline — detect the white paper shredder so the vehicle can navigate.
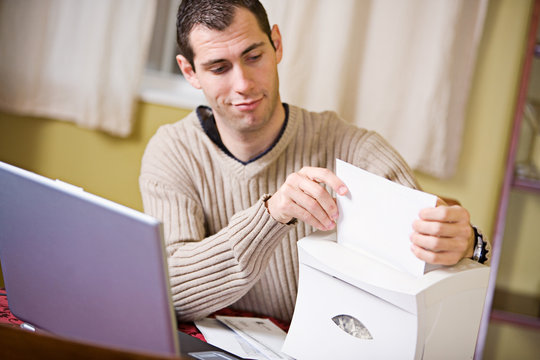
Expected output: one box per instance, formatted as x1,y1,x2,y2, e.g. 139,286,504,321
282,231,490,360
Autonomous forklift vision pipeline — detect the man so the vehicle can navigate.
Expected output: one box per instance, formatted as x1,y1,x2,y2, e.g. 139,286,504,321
139,0,488,322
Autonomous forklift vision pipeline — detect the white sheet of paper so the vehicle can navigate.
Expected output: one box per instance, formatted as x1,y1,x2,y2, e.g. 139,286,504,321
335,159,437,277
194,317,266,359
215,316,293,360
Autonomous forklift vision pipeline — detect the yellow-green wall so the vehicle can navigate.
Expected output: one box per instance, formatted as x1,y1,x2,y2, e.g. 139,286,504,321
0,103,190,213
0,0,532,285
415,0,531,237
415,0,537,298
0,1,537,352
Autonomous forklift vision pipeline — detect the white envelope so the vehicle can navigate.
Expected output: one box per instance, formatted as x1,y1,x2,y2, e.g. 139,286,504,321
335,159,437,277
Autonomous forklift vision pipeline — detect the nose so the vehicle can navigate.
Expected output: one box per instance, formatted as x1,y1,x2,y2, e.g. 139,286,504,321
232,64,255,94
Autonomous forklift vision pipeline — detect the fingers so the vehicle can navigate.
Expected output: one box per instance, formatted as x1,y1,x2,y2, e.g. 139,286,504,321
410,201,474,265
418,204,470,223
283,180,337,230
288,172,340,217
298,167,348,196
410,243,465,266
266,167,348,231
412,215,471,240
410,232,470,265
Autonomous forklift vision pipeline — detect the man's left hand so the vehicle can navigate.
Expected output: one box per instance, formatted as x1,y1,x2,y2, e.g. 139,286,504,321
410,198,475,265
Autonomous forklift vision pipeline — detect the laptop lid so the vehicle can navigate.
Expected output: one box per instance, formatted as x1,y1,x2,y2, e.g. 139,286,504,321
0,161,180,356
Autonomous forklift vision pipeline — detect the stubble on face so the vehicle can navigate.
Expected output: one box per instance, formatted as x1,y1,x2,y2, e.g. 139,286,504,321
189,8,284,141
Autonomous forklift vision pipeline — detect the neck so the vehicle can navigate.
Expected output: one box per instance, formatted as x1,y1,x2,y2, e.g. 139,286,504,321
217,104,286,163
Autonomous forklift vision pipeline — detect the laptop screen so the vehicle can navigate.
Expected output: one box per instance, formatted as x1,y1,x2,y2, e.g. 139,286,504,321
0,161,180,356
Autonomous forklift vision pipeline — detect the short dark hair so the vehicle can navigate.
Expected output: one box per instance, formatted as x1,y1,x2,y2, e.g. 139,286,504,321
176,0,274,70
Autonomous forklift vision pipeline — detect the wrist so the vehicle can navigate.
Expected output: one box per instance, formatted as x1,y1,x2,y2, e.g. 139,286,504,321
264,195,295,225
465,225,475,259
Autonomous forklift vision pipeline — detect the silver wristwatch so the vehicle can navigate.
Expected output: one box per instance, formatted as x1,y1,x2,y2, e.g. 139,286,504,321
471,225,488,264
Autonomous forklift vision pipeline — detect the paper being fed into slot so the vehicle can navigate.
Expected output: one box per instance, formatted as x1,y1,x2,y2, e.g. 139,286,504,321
335,159,437,277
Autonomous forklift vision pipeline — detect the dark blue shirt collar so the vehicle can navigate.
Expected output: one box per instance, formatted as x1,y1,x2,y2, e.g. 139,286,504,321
196,103,289,165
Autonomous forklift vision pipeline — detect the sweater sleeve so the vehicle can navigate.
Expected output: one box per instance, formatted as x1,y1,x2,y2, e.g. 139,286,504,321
348,130,420,189
139,127,292,321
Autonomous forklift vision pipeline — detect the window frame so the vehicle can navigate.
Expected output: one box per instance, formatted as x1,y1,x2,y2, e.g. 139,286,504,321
139,0,206,109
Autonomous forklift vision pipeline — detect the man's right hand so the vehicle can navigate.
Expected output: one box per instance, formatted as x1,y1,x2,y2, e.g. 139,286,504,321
265,167,348,231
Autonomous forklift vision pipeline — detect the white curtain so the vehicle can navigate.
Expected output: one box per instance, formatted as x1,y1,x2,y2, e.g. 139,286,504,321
0,0,156,137
262,0,487,178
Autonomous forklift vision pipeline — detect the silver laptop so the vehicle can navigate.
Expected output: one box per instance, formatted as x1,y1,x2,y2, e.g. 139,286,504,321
0,161,240,359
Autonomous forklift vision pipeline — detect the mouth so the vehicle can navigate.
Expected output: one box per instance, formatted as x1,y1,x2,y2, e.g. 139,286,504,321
232,97,263,112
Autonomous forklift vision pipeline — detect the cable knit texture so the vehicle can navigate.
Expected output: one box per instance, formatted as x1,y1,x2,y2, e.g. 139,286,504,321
139,105,419,322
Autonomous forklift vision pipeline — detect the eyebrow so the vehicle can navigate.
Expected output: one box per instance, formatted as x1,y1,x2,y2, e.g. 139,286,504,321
242,42,265,56
200,41,266,68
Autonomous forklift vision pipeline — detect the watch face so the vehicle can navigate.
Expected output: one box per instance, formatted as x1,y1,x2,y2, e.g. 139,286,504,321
472,226,488,264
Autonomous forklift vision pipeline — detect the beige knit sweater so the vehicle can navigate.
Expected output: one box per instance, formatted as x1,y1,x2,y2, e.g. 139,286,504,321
139,105,419,322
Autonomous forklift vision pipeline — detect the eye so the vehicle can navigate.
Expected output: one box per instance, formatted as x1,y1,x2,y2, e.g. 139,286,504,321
246,53,262,63
209,64,229,74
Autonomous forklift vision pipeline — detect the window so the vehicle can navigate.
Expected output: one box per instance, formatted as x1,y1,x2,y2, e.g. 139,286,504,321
139,0,206,109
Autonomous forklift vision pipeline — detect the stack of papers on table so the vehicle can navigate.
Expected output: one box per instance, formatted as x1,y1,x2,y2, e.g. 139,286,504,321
195,316,293,360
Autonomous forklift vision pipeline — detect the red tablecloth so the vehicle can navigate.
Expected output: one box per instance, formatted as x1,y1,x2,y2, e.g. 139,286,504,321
0,290,23,327
0,289,289,342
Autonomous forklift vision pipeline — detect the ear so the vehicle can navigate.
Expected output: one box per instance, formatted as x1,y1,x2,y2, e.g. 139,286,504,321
270,25,283,64
176,54,201,89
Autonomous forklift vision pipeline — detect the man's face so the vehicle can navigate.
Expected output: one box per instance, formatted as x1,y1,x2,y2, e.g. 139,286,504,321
177,8,283,135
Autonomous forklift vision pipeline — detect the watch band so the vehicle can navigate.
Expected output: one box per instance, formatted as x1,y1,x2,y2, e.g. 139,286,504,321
471,225,488,264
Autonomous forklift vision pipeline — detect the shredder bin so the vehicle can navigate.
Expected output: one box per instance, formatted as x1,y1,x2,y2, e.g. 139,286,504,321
282,231,490,360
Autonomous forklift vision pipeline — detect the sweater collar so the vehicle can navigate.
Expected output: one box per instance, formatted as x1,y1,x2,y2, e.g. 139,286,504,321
196,104,290,165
